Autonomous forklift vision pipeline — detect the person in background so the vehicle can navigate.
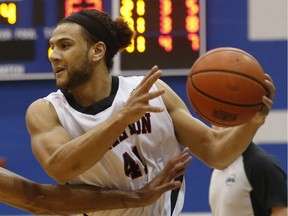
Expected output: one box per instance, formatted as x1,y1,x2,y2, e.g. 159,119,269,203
209,126,287,216
0,148,191,215
25,9,275,216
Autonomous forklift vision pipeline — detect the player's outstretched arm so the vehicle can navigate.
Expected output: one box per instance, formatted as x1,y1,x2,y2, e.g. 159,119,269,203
0,148,191,215
157,71,276,169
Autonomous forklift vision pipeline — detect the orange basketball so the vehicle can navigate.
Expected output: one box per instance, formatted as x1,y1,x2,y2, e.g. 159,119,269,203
186,47,268,127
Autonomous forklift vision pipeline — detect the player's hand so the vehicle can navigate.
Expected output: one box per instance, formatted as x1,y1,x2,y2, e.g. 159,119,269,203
120,65,165,125
251,73,275,125
133,147,192,207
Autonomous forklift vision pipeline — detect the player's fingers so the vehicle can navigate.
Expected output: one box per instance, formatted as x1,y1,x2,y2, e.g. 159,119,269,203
129,90,164,113
167,147,191,165
141,181,182,206
139,65,159,85
161,149,192,181
179,155,193,168
171,156,192,178
261,96,273,112
264,75,275,101
264,73,273,83
155,181,182,193
144,106,165,113
137,66,162,92
139,89,165,104
170,154,192,172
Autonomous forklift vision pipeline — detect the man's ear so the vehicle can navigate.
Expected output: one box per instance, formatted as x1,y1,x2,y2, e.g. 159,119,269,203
91,41,106,61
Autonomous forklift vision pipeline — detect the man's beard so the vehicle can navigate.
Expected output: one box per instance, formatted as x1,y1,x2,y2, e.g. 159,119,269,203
60,59,94,91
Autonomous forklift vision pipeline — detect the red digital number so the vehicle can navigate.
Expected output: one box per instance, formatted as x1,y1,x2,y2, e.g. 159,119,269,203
64,0,103,17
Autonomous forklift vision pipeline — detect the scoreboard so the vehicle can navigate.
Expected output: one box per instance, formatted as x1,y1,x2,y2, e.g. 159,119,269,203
0,0,110,80
0,0,205,80
117,0,206,76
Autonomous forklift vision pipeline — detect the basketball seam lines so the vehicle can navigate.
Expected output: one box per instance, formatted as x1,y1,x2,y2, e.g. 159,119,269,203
191,70,265,87
190,70,265,107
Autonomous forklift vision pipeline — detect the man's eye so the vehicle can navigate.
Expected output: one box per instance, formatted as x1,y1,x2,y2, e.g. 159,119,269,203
62,44,69,49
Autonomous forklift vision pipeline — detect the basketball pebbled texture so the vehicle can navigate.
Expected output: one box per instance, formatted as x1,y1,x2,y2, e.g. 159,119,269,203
186,47,268,127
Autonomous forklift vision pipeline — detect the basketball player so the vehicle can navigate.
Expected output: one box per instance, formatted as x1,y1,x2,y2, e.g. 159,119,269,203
0,148,191,214
25,9,275,216
209,127,287,216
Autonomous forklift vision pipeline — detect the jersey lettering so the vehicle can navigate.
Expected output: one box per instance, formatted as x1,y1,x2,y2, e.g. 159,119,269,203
129,113,151,135
123,146,147,179
111,113,152,149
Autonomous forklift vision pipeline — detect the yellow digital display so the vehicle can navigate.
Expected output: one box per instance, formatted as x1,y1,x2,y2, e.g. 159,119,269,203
0,0,110,77
120,0,200,54
0,0,205,77
119,0,204,73
0,2,17,24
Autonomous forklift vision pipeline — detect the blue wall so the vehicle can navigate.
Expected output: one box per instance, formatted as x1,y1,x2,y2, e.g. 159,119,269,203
0,0,286,214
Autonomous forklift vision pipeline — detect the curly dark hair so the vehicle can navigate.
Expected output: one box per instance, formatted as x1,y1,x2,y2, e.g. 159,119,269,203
59,9,135,70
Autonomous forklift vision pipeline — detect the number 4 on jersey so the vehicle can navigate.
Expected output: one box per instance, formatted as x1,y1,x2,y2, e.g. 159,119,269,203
123,146,148,179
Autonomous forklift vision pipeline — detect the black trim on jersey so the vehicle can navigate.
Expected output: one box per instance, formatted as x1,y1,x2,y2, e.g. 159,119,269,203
171,175,183,215
62,76,119,115
243,143,287,216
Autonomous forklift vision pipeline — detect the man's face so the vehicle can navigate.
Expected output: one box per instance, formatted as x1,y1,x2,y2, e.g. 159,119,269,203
49,23,93,91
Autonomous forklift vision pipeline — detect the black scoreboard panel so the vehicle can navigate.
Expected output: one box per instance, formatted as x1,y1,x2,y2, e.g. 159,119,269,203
118,0,206,75
0,0,205,79
0,0,111,79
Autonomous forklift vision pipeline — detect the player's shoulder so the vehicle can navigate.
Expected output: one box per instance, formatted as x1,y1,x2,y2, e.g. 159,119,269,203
26,98,57,123
243,143,279,165
243,143,283,175
28,98,53,111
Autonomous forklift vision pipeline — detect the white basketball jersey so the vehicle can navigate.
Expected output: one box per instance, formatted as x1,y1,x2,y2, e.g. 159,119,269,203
209,156,253,216
44,76,185,216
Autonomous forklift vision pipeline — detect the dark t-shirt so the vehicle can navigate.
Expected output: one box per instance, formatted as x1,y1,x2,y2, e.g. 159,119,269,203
244,143,287,215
